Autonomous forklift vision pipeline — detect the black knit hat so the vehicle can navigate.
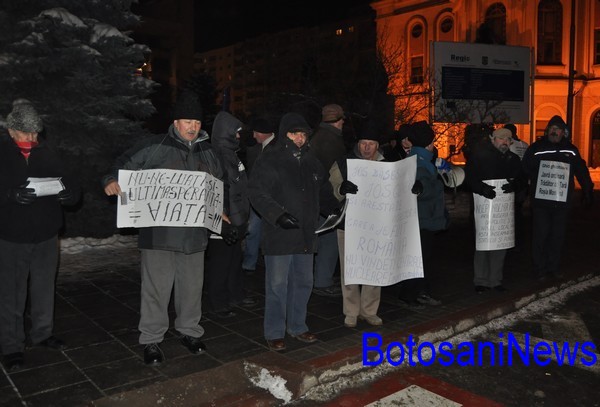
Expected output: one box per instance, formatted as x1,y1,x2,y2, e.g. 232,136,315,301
546,115,567,131
409,120,434,147
6,99,43,133
251,117,275,134
395,123,414,142
173,90,203,121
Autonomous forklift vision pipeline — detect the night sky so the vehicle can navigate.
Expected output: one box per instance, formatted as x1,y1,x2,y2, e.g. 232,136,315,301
196,0,374,52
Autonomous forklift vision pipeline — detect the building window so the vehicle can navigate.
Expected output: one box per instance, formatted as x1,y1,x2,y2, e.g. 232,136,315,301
410,56,424,84
537,0,563,65
336,28,343,36
595,3,600,64
438,16,454,41
408,21,426,84
485,3,506,44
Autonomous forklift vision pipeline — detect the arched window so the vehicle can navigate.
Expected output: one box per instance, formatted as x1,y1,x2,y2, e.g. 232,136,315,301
537,0,563,65
438,15,454,42
485,3,506,44
409,21,426,84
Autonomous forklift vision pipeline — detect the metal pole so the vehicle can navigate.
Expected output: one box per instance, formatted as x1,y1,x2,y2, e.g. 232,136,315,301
566,0,576,131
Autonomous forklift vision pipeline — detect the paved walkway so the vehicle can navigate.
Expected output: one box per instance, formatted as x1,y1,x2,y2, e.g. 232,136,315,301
0,189,598,406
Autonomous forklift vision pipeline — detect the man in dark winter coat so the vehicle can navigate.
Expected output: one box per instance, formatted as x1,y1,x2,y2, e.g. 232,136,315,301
205,111,255,318
466,128,527,293
522,115,594,280
309,103,347,297
248,112,339,351
0,100,80,371
102,91,224,365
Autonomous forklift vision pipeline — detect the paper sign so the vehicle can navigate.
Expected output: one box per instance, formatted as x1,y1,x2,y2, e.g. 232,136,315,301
315,200,348,234
344,157,423,286
535,160,569,202
27,177,65,196
474,179,515,251
116,169,223,233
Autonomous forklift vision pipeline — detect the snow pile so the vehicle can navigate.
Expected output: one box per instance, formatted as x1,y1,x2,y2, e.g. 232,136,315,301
40,8,86,28
244,363,293,404
60,235,137,254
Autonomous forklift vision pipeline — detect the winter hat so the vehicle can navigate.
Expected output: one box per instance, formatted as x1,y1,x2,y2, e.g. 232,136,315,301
173,90,203,121
321,104,345,123
251,117,275,134
492,128,512,140
409,120,435,147
6,99,43,133
395,123,414,142
546,115,567,131
358,121,381,143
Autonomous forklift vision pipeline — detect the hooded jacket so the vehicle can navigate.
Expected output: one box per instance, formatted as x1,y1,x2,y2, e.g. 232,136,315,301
0,134,80,243
409,146,448,231
211,111,249,228
248,113,337,255
522,118,593,208
102,124,224,254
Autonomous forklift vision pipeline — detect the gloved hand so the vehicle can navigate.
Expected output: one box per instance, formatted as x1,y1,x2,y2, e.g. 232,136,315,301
7,187,36,205
582,188,594,208
411,180,423,195
501,179,518,193
57,189,78,206
339,180,358,195
481,184,496,200
276,212,300,229
220,222,239,245
435,157,452,173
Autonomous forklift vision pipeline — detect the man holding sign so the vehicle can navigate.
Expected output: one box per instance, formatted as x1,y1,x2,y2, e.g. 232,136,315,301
102,91,224,365
466,128,526,293
523,116,594,281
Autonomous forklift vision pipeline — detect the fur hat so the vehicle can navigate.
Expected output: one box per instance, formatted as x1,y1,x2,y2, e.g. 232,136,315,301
409,120,434,147
358,121,381,143
173,90,203,121
395,123,414,142
251,117,274,134
321,104,345,123
6,99,43,133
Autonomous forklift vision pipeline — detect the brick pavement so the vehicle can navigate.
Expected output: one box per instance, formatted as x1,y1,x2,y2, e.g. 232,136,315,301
0,189,597,406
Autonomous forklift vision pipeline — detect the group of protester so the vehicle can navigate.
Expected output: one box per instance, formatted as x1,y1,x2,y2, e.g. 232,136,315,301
0,93,594,371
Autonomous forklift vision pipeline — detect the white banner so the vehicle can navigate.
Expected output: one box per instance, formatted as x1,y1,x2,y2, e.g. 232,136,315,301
535,160,569,202
474,179,515,251
344,157,423,286
116,169,223,233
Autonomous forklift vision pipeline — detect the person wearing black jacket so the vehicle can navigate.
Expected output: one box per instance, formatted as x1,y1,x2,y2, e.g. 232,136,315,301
465,127,527,293
0,100,80,371
522,115,594,280
248,112,340,351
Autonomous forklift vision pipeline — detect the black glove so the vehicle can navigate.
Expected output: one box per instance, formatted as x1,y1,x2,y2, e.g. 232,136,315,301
411,180,423,195
57,189,78,206
582,189,594,208
339,180,358,195
220,222,239,245
501,178,519,194
7,187,36,205
276,212,300,229
481,184,496,200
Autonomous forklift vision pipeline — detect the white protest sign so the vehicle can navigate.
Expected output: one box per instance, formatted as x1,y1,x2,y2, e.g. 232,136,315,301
116,169,223,233
344,156,423,286
474,179,515,251
535,160,569,202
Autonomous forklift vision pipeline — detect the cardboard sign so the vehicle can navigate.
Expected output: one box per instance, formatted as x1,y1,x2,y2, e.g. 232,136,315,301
535,160,569,202
116,169,223,233
344,157,423,286
474,179,515,251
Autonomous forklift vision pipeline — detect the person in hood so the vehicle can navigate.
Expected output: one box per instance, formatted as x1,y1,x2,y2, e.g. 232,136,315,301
102,91,224,365
522,115,594,281
205,111,256,318
248,112,341,351
0,100,80,372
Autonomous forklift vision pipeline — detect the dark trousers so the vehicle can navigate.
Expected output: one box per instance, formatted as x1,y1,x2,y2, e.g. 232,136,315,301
206,238,244,312
0,236,58,354
532,205,569,277
398,229,435,301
